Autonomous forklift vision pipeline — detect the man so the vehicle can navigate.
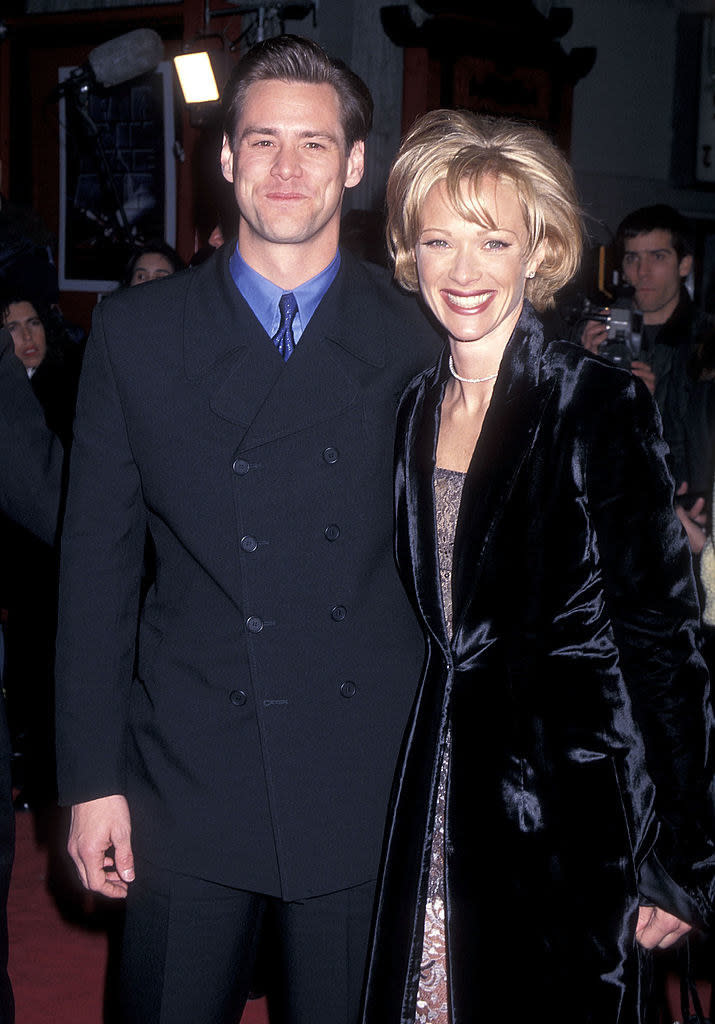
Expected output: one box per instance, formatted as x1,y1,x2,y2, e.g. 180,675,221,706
582,205,715,514
0,325,65,1023
55,35,439,1024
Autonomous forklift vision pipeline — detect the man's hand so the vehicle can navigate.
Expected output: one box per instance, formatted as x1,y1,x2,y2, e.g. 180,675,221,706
68,794,135,899
636,905,692,949
675,482,708,555
631,359,656,395
581,319,607,354
581,323,657,395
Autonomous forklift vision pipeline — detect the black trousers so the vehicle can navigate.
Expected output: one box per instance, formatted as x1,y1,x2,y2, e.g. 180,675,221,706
119,857,375,1024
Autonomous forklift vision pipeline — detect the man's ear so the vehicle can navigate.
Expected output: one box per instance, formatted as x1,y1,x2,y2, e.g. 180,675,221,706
220,134,234,184
344,140,365,190
679,252,693,280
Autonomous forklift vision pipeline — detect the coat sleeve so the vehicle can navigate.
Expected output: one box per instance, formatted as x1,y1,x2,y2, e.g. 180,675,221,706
585,369,715,929
0,328,63,546
55,303,146,806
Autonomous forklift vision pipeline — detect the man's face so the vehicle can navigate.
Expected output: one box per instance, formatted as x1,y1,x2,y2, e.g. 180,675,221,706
220,79,364,267
621,229,692,325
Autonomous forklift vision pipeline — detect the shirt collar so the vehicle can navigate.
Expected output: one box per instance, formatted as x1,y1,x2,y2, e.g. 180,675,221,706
229,245,341,343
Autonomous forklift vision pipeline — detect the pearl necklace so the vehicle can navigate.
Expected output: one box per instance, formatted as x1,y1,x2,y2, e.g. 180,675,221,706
448,355,498,385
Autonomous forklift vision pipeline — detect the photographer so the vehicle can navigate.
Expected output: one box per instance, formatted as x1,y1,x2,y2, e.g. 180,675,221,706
581,205,715,518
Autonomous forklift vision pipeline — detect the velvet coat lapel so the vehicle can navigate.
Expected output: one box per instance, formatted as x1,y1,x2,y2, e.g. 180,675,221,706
398,303,555,658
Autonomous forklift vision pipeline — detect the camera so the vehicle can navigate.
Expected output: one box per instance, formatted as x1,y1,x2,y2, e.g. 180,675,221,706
582,298,644,367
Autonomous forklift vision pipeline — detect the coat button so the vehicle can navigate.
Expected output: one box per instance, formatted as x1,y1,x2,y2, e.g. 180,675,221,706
323,447,339,464
339,680,356,699
324,524,340,541
230,689,248,706
246,616,264,633
331,605,347,621
233,458,250,475
240,535,258,553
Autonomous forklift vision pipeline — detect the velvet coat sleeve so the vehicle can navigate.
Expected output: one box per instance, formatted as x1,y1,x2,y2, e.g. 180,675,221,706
580,356,715,928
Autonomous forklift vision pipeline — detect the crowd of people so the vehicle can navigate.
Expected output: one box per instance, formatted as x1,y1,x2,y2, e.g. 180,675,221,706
1,29,715,1024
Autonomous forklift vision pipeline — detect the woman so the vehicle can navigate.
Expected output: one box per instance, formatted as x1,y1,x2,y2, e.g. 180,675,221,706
121,240,184,288
0,294,80,808
361,110,715,1023
1,294,81,445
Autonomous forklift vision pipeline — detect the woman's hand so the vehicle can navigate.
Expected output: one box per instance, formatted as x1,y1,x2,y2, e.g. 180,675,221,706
636,905,692,949
675,482,708,555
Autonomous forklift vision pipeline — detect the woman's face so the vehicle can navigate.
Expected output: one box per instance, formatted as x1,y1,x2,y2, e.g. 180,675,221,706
129,252,175,286
3,301,47,370
415,176,542,352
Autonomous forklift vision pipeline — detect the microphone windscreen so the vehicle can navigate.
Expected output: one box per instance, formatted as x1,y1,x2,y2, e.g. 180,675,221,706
88,29,164,88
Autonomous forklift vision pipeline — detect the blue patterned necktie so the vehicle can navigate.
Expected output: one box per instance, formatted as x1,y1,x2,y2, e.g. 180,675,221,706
272,292,299,361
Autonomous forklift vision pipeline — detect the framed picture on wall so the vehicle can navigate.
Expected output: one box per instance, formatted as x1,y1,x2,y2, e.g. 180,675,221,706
58,61,176,292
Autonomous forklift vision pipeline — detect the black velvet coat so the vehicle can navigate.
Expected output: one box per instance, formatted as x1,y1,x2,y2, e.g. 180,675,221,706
362,305,715,1024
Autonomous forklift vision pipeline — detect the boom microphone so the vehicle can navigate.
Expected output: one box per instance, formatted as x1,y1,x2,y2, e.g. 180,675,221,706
88,28,164,88
51,28,163,99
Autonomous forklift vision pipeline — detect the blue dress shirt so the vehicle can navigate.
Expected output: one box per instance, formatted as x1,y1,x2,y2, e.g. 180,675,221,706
229,245,341,347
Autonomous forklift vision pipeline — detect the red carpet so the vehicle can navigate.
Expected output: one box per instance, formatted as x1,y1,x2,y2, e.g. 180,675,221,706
5,804,701,1023
7,806,269,1023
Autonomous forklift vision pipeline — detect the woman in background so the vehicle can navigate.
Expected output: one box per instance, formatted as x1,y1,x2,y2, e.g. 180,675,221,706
361,110,715,1024
121,240,184,288
1,294,81,446
0,294,81,809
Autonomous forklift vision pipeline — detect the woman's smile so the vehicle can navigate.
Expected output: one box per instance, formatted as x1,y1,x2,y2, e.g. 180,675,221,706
440,289,496,313
415,177,542,363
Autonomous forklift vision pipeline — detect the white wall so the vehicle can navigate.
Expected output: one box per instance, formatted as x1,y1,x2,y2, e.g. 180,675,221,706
284,0,404,216
564,0,715,239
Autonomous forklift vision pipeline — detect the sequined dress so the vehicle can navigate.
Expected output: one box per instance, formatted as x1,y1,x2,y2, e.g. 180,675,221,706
415,466,466,1024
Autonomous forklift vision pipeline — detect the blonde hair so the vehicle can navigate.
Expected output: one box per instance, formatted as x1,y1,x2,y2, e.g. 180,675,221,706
386,109,583,310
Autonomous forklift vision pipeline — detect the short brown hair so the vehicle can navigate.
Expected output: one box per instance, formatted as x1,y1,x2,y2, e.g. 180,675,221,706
222,34,373,153
386,109,583,310
616,204,694,263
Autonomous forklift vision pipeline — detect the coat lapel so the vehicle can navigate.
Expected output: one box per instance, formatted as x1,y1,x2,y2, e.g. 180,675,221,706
450,304,556,645
401,358,452,653
403,306,555,655
184,248,386,451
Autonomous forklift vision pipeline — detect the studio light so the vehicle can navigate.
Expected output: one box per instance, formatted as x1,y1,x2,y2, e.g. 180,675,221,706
173,51,220,104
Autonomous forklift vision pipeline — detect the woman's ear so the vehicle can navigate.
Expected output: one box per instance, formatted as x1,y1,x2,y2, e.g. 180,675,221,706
526,240,546,280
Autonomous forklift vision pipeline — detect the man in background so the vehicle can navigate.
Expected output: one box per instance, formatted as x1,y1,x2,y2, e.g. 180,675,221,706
582,204,715,516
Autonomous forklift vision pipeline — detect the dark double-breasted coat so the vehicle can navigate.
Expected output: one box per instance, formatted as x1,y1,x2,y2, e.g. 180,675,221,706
54,246,439,900
361,305,715,1023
